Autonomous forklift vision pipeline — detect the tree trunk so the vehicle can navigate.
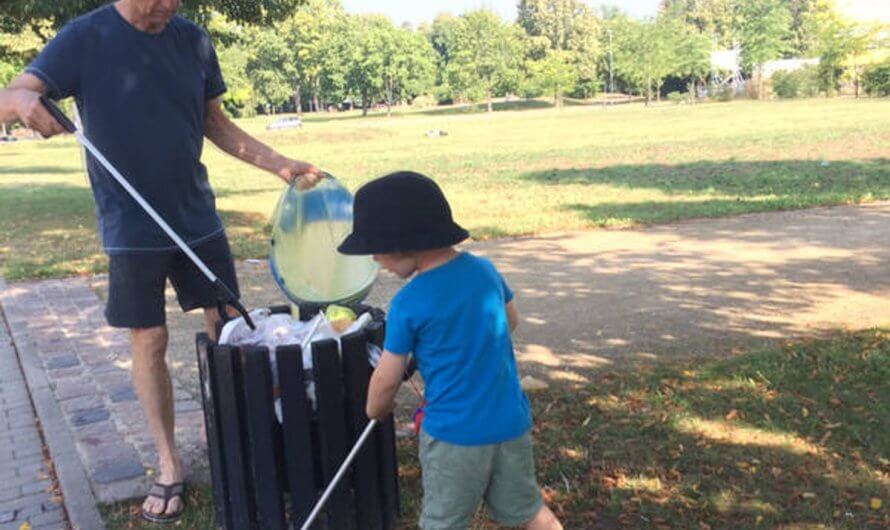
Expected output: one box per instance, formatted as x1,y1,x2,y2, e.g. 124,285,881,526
486,88,492,113
386,76,394,117
646,76,652,106
293,85,302,115
362,93,369,116
656,81,662,103
758,65,764,100
1,122,6,137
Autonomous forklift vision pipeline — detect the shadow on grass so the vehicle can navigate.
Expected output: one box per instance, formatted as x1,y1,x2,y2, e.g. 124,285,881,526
395,330,889,529
0,164,82,175
522,159,890,200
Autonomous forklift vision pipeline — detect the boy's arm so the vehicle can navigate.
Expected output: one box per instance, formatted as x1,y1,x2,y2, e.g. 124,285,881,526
366,351,408,421
506,300,519,334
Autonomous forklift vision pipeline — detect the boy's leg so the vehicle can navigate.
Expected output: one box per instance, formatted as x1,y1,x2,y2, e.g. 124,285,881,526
484,432,562,529
522,505,562,530
418,431,492,530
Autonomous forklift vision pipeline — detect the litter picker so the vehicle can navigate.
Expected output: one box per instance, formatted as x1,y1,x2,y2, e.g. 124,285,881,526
39,96,255,329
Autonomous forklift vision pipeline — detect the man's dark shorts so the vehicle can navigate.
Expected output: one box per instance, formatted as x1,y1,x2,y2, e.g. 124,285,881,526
105,235,240,328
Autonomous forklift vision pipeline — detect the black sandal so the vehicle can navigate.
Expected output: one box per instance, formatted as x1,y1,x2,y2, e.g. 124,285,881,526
141,482,185,524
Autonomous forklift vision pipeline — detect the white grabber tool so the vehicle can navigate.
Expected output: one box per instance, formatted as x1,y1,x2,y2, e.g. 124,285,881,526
40,96,256,329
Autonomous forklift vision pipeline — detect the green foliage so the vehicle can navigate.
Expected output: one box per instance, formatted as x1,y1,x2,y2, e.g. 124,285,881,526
738,0,792,72
803,1,873,95
771,66,821,99
442,10,524,111
526,50,578,106
217,43,255,117
517,0,601,99
608,13,708,103
661,0,740,49
245,26,295,109
410,94,437,109
0,0,305,35
666,90,687,104
863,62,890,96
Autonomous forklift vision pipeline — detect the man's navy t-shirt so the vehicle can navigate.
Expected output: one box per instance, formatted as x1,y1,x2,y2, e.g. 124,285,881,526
27,5,226,253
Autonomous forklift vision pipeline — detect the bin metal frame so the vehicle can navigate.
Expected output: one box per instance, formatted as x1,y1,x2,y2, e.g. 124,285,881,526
196,305,400,529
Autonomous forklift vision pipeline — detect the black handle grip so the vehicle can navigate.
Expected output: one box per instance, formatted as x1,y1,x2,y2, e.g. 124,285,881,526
39,95,77,133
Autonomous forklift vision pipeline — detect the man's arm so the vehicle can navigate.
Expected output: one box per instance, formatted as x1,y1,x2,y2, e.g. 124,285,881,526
203,97,322,188
366,351,409,421
0,73,67,137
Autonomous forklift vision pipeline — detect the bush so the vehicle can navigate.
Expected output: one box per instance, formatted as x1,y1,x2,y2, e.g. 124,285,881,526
411,94,437,109
771,66,820,99
863,62,890,96
715,85,735,102
666,91,687,104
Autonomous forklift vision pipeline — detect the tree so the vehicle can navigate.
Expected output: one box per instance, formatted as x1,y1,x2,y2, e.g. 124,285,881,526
0,0,305,38
737,0,792,99
346,15,388,115
245,27,295,112
379,27,436,115
445,10,524,112
517,0,601,99
526,50,578,106
804,0,873,95
660,0,740,48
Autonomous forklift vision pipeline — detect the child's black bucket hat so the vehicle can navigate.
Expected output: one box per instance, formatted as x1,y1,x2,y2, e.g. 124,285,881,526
338,171,469,255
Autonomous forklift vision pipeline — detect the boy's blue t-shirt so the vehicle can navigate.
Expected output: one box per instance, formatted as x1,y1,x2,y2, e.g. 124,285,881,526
26,5,226,254
384,252,532,446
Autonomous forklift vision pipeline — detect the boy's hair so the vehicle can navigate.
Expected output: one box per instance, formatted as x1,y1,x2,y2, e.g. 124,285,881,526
338,171,469,256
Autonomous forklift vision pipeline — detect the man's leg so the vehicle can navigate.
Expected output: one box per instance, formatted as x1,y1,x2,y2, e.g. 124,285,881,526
131,325,183,518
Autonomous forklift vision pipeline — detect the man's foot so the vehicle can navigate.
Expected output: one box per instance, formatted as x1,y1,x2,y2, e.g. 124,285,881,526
141,482,185,524
141,459,184,521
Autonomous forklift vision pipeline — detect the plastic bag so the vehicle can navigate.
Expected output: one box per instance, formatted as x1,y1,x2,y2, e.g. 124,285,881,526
219,309,378,419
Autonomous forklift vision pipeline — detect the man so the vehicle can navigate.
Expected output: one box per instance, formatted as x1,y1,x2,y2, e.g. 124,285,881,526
0,0,322,522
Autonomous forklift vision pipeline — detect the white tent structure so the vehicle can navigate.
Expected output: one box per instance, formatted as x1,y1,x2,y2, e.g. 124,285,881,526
710,48,745,94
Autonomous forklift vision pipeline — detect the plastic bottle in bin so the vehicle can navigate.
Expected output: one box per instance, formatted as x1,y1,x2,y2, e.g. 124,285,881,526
269,175,378,306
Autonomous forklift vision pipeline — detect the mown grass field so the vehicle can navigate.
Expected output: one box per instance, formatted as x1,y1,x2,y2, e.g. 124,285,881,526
1,97,889,280
100,328,890,529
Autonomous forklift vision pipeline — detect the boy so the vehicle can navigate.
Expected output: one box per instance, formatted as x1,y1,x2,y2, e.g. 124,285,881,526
338,171,563,530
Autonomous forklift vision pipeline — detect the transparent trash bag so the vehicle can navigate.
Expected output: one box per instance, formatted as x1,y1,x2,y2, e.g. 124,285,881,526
269,177,378,306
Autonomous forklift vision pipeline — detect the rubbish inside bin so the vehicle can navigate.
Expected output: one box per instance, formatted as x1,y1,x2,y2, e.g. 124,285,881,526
219,308,376,417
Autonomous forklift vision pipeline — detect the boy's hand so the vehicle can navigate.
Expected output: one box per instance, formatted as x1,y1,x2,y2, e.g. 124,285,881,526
366,351,408,420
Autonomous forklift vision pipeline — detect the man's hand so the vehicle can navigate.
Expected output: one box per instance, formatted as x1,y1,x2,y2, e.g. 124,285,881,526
15,89,67,137
276,160,325,190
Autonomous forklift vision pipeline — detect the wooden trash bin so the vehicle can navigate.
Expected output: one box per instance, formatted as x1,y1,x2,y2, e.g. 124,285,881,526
195,304,400,530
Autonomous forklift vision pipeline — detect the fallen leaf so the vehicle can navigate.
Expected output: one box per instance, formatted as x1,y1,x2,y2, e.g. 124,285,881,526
871,498,883,510
802,492,816,499
19,524,31,530
802,407,810,418
725,409,738,421
755,515,764,525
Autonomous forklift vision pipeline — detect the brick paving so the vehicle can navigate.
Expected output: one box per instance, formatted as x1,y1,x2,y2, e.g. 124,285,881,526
0,279,206,504
0,306,66,529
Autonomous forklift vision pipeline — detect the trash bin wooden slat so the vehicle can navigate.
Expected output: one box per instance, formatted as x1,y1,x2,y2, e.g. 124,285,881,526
341,332,382,529
313,338,353,530
277,343,317,526
242,346,287,530
195,334,230,529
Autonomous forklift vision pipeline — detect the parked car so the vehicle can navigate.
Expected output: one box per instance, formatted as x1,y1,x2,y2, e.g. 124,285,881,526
266,116,303,130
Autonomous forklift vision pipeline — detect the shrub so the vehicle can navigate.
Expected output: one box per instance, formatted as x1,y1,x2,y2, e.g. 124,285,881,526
411,94,437,109
666,91,687,104
715,85,735,102
771,66,820,99
863,62,890,96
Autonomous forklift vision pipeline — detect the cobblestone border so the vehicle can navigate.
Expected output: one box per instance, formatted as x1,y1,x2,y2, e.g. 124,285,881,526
0,278,105,530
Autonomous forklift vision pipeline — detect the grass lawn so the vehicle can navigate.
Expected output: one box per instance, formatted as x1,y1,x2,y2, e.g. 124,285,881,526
1,97,889,280
100,327,889,529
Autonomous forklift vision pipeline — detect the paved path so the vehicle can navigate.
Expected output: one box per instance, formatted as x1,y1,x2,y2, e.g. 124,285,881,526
2,201,889,508
0,279,206,505
0,306,66,529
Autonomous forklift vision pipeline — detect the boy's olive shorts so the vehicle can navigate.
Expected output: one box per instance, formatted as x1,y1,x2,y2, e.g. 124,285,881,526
418,430,543,530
